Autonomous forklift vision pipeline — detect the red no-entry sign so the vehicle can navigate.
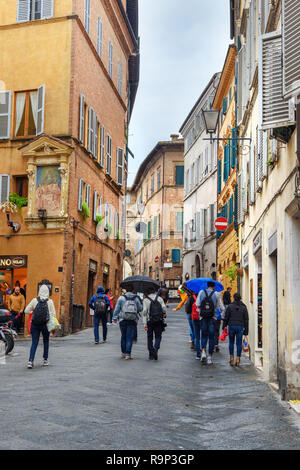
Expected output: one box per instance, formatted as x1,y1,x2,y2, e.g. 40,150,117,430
215,217,228,231
154,256,159,263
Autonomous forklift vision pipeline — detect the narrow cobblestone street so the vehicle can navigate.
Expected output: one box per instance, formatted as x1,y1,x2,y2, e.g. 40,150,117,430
1,305,300,450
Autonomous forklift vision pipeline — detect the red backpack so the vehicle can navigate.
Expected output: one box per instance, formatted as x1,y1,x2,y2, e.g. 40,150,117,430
191,295,200,320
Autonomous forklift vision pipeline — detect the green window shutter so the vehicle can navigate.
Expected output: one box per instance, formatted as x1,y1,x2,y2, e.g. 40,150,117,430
223,146,228,182
218,159,222,193
175,166,184,185
171,249,181,263
148,221,151,239
222,97,228,115
231,127,238,168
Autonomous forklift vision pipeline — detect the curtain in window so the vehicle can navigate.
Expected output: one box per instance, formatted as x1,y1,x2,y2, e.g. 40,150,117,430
15,93,26,135
30,90,38,128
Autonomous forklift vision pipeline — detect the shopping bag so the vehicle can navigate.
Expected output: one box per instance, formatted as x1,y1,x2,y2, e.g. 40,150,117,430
27,313,33,335
219,327,229,342
47,315,61,333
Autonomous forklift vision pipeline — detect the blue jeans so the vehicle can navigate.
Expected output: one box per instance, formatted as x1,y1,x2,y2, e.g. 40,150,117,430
147,321,163,354
228,325,244,357
201,318,216,356
119,320,136,356
187,314,195,342
192,319,201,357
94,313,107,342
29,323,50,361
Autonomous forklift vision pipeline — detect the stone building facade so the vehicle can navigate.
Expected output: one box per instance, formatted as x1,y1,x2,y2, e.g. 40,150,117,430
128,136,184,299
179,74,220,283
0,0,139,334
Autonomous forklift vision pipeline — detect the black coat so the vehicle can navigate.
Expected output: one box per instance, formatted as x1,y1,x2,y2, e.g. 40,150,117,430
185,295,195,314
223,291,232,306
223,301,249,335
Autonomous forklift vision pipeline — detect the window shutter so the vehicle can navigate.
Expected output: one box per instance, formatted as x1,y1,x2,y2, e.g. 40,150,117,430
117,147,123,185
93,113,98,159
260,31,295,129
17,0,30,22
84,0,90,34
200,209,205,238
231,127,238,168
79,94,84,143
218,159,222,194
114,210,118,238
222,97,228,115
100,125,105,167
86,184,91,209
242,164,248,214
209,203,215,234
41,0,54,19
78,178,83,211
0,175,10,203
93,190,98,221
283,0,300,98
262,131,268,178
237,172,242,223
0,91,12,139
97,18,103,58
255,127,261,190
250,0,257,84
36,85,45,135
237,46,244,125
249,140,255,204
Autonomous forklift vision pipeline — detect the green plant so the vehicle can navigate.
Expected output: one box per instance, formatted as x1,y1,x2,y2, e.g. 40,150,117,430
95,215,104,225
225,264,238,286
117,229,120,240
9,193,28,208
267,158,275,168
81,202,90,221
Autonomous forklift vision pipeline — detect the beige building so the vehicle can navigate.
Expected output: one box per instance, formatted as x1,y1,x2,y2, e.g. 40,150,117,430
128,135,184,298
232,0,300,399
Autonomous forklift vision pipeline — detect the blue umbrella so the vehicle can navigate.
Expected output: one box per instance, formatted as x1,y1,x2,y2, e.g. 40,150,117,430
186,278,224,294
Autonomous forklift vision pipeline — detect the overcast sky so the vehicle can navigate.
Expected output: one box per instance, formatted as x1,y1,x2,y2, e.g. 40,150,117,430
127,0,231,186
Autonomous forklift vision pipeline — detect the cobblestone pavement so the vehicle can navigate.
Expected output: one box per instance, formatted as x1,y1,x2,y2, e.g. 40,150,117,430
1,305,300,450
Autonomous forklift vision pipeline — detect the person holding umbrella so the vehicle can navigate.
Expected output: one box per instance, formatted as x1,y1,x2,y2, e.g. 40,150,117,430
112,284,143,360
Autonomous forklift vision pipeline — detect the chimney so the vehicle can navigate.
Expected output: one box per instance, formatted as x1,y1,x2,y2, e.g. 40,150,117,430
170,134,179,141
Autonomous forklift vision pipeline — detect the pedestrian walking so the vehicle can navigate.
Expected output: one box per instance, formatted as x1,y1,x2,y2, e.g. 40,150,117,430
223,287,232,307
172,284,188,312
143,287,167,361
8,285,25,333
195,281,218,365
223,293,249,367
25,284,56,369
186,293,198,352
214,291,225,352
159,284,169,307
105,288,114,324
89,286,111,344
112,284,142,360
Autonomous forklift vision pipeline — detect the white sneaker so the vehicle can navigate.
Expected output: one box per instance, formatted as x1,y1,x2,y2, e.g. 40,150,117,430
196,356,201,360
201,351,207,362
43,359,49,367
207,357,213,365
27,361,33,369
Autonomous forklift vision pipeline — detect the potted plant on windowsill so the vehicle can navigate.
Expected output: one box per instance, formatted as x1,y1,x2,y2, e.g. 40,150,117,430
95,215,104,225
9,193,28,221
81,202,90,221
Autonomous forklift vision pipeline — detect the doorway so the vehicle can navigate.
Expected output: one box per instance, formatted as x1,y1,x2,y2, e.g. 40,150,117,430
86,270,96,327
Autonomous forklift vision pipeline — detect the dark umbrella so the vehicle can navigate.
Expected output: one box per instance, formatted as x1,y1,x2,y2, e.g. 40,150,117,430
120,275,160,294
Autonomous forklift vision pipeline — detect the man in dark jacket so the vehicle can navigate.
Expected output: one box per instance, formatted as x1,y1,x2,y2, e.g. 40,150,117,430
89,286,111,344
159,285,169,307
223,287,232,307
223,293,249,366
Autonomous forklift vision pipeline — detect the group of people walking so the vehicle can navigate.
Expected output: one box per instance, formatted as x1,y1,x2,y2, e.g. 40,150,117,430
14,277,247,369
177,283,249,366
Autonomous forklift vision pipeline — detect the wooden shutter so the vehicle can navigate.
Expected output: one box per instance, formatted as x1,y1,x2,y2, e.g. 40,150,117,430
17,0,30,22
79,94,84,143
36,85,45,135
237,172,242,223
84,0,90,34
283,0,300,98
209,204,215,233
218,159,222,194
97,18,103,58
0,91,11,139
117,147,123,185
86,184,91,209
93,113,98,159
100,125,105,167
41,0,53,19
260,31,295,129
237,46,245,125
78,178,84,211
249,140,255,204
93,190,98,222
0,175,10,203
88,108,94,153
262,131,268,178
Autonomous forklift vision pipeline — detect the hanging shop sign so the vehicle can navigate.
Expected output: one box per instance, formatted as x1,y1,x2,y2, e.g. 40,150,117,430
243,252,249,269
0,255,27,269
89,260,97,273
253,229,262,255
102,264,110,275
268,230,277,257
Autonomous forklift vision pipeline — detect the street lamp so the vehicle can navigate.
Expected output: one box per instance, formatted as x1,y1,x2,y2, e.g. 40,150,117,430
202,109,220,142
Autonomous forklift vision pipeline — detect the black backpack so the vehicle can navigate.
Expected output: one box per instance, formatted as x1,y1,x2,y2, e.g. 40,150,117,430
32,297,50,326
94,295,107,317
149,295,164,325
200,290,215,319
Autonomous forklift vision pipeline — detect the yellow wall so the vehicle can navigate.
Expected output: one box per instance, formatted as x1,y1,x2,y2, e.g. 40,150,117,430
0,20,72,136
0,0,72,25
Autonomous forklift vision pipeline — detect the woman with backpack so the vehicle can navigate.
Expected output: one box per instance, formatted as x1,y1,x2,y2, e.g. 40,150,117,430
223,293,249,367
25,284,56,369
